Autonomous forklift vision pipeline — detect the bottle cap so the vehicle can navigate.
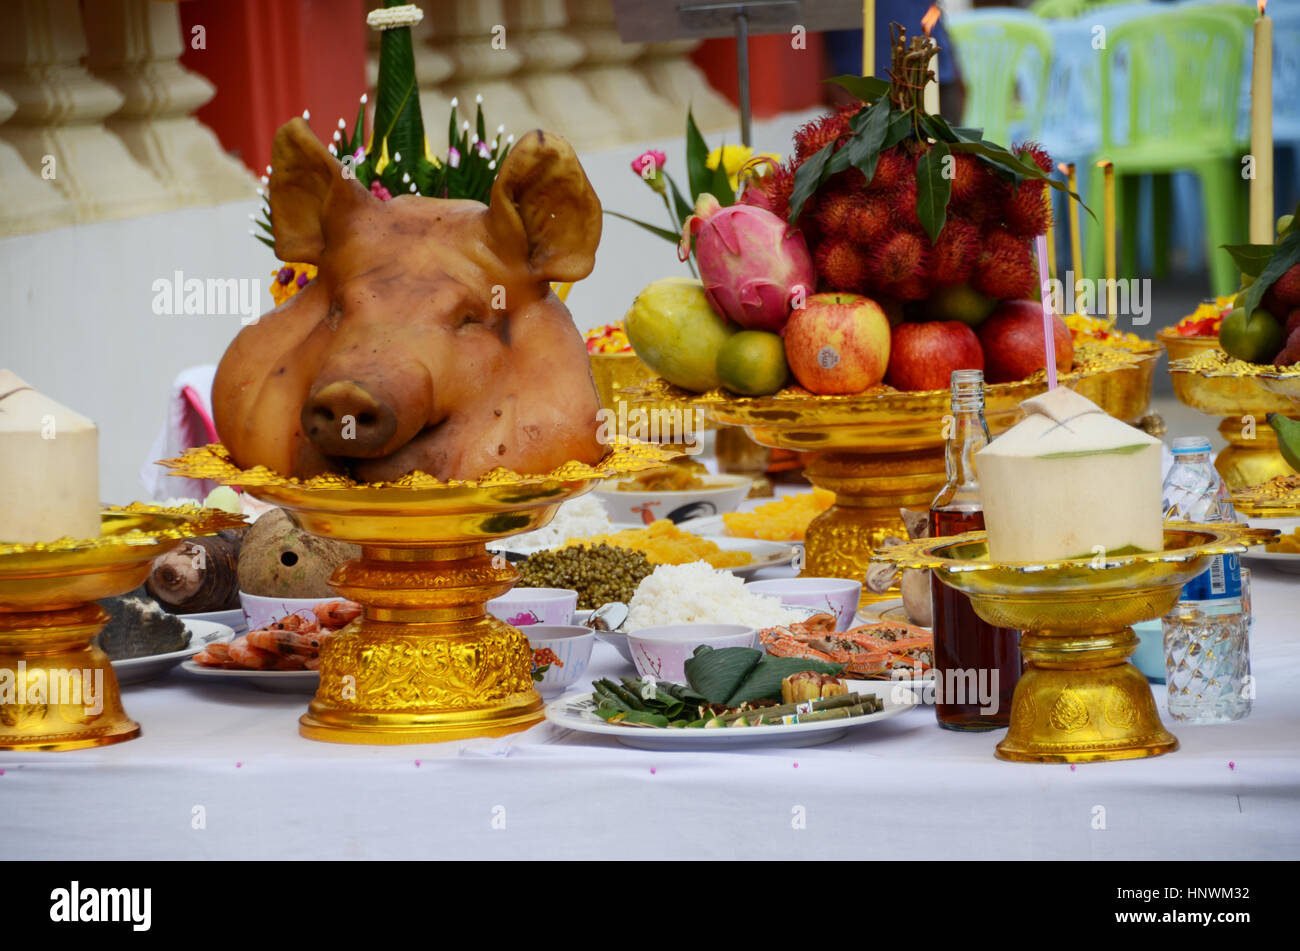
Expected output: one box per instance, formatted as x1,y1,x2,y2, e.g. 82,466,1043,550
1170,436,1213,454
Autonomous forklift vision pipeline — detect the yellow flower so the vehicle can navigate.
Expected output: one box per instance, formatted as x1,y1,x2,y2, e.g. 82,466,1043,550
270,262,318,307
707,145,783,190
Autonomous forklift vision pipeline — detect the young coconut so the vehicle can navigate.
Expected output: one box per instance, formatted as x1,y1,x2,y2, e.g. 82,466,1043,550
236,508,359,599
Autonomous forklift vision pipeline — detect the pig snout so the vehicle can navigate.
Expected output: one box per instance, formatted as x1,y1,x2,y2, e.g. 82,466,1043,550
301,381,399,457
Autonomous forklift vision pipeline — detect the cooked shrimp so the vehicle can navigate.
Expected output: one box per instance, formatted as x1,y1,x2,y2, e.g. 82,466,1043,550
313,599,361,629
271,611,320,634
227,637,280,669
192,643,231,667
247,627,328,656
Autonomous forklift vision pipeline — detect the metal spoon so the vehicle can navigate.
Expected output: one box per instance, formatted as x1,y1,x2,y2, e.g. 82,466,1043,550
586,601,629,632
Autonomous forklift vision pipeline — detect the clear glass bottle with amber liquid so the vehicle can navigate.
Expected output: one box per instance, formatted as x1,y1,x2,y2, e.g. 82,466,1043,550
929,370,1021,730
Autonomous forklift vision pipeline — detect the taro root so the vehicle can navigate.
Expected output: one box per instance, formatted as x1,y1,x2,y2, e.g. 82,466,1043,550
213,119,605,482
145,528,244,614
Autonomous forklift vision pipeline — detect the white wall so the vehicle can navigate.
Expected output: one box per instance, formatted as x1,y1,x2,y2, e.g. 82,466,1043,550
0,111,818,504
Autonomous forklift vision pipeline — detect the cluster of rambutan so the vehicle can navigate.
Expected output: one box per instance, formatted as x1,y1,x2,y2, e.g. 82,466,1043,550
740,104,1055,312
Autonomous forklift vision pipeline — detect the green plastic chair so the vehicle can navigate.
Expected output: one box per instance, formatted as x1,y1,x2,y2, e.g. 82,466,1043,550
1032,0,1147,20
1086,7,1249,297
948,11,1054,146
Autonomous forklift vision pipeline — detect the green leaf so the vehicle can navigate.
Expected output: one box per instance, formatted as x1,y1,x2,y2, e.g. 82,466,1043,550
707,149,735,207
919,113,959,144
950,125,985,142
683,646,764,706
915,139,952,242
603,209,683,244
371,19,425,174
1242,227,1300,317
686,108,712,202
844,95,892,186
882,110,915,149
724,656,845,707
825,74,891,103
666,172,694,225
787,141,835,225
1222,243,1279,278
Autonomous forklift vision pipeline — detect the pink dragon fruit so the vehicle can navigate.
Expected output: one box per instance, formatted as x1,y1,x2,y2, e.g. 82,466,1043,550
679,194,815,334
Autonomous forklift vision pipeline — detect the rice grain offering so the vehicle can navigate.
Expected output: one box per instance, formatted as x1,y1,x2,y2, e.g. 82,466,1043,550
502,494,613,550
627,562,794,630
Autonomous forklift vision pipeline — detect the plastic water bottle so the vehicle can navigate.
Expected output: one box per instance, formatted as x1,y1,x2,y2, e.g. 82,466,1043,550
1160,437,1251,723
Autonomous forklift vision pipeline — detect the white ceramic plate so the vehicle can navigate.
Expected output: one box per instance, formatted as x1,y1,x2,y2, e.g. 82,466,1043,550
174,607,247,634
854,598,927,628
180,661,320,693
544,682,917,750
709,537,798,577
112,619,235,686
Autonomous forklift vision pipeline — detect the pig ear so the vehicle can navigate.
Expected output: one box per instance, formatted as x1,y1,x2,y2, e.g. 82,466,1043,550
269,117,369,264
487,130,601,283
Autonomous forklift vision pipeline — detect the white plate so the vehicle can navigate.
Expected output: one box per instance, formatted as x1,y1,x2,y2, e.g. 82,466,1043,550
112,619,235,686
854,598,928,628
175,607,247,634
544,682,917,750
180,661,320,693
708,537,798,577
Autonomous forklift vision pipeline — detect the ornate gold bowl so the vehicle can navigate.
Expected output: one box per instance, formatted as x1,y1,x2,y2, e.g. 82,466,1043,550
0,504,245,751
643,342,1135,604
164,443,673,744
1072,340,1163,428
1165,338,1299,490
1232,474,1300,518
872,524,1273,763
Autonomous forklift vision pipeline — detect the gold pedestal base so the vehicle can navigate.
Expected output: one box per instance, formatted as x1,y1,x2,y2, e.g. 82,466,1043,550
802,450,945,605
1214,419,1294,492
0,505,243,752
873,525,1272,763
0,606,140,751
996,629,1177,763
301,544,544,744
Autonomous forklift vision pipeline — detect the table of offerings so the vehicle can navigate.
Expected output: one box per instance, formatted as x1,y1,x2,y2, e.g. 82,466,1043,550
3,551,1295,861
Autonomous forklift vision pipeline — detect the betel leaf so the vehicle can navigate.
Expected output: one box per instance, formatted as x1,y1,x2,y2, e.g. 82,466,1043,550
916,139,952,242
788,141,836,224
683,646,763,706
723,656,846,707
825,74,892,103
1222,243,1280,279
1242,226,1300,317
685,108,712,202
844,95,893,187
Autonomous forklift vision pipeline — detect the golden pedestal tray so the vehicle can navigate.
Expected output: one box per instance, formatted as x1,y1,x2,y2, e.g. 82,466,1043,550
0,504,245,751
653,343,1136,605
872,524,1273,763
164,443,671,745
1163,333,1298,490
1072,339,1164,433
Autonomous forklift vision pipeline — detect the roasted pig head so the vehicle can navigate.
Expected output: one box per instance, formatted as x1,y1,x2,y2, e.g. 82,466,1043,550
213,118,605,481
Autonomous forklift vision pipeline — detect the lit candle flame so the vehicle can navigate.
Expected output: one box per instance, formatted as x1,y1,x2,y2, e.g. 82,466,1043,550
1056,162,1070,175
921,4,940,36
1258,0,1267,15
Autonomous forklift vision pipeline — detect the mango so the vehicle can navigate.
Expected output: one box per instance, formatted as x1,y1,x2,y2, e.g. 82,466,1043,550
624,277,735,392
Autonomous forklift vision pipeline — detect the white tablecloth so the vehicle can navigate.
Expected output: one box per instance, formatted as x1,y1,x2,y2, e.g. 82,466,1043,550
4,558,1297,860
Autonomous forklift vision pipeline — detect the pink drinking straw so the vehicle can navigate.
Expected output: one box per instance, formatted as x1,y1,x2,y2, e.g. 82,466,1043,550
1035,233,1057,389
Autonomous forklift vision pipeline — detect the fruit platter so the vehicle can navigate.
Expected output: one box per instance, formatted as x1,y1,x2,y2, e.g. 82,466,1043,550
610,28,1141,600
1168,209,1300,489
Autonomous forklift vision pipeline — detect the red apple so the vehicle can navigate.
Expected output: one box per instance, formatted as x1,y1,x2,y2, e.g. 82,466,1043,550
976,299,1074,384
884,321,984,392
783,292,891,394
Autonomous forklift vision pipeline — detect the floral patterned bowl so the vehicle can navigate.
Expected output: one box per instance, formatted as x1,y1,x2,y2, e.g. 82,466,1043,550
627,624,756,682
487,587,578,627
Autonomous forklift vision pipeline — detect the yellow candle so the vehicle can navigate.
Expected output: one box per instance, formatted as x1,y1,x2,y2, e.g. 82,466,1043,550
922,5,940,114
1043,187,1057,283
862,0,874,77
1099,160,1116,319
1061,162,1083,279
1249,2,1274,244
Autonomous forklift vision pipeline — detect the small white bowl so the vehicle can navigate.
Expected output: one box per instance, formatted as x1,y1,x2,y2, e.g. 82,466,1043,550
239,592,327,632
593,473,751,525
745,577,862,631
525,625,596,697
627,623,756,682
487,587,578,627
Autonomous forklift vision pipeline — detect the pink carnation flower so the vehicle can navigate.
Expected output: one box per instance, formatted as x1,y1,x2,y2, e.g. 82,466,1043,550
631,150,667,178
370,180,392,201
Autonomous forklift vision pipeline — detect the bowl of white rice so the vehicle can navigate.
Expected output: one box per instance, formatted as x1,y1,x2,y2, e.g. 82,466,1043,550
626,562,795,630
